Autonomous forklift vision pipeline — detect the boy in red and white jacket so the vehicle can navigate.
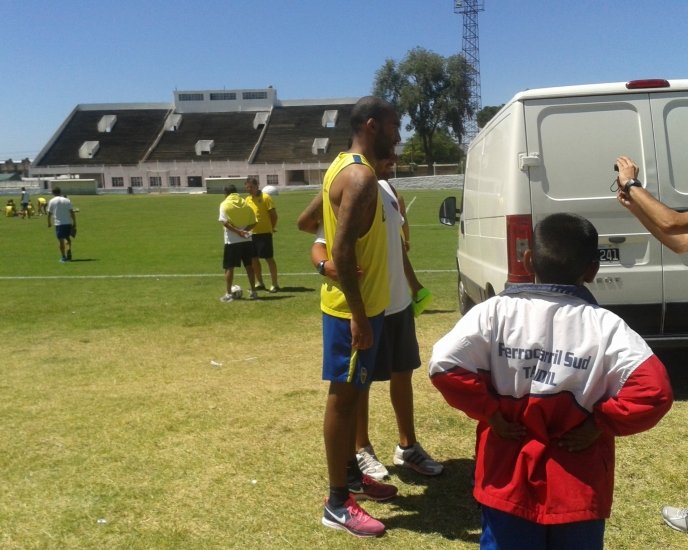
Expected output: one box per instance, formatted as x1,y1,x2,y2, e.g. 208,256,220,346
429,213,673,550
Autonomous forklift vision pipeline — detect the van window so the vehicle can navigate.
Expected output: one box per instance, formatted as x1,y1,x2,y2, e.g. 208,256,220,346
664,98,688,194
530,100,643,200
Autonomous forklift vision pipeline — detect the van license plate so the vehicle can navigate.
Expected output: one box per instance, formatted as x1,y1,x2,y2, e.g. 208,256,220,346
598,247,620,262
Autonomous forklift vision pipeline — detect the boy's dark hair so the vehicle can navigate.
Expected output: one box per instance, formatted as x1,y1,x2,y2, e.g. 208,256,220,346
52,187,62,196
531,213,598,284
224,184,237,195
350,96,394,135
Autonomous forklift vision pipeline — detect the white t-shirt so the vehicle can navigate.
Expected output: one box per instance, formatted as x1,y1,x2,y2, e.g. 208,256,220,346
47,196,73,225
379,179,411,315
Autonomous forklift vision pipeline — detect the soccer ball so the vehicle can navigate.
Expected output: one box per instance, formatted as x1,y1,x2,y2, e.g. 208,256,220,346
231,284,243,299
263,184,279,196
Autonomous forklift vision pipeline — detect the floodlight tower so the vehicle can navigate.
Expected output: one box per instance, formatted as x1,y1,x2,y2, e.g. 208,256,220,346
454,0,484,144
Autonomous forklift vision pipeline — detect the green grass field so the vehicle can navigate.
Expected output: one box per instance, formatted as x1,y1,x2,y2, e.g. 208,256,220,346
1,189,686,549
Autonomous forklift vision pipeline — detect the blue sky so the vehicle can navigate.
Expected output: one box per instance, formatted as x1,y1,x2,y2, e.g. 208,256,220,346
1,0,686,160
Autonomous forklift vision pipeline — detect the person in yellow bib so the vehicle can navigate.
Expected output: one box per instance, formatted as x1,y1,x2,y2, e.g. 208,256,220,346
37,196,47,216
316,96,400,538
5,199,17,217
218,185,257,302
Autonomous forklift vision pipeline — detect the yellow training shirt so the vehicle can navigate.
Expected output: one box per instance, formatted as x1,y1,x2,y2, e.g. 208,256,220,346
220,193,255,228
245,192,274,235
320,153,389,319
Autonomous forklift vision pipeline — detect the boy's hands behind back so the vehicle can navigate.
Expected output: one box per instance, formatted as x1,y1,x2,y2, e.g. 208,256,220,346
559,417,602,452
488,411,527,440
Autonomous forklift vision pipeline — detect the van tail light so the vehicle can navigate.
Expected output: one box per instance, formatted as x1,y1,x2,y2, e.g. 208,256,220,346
507,214,534,283
626,79,670,89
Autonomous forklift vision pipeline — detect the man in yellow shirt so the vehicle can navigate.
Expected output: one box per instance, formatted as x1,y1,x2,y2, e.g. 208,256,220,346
244,177,280,292
316,96,400,538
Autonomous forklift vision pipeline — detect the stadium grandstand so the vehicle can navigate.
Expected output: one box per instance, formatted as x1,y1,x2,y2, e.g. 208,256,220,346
30,88,358,193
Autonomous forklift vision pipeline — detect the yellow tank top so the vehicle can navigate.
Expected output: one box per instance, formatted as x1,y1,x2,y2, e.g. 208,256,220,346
320,153,389,318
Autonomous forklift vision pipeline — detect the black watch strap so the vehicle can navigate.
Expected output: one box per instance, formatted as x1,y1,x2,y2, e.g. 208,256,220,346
623,179,642,193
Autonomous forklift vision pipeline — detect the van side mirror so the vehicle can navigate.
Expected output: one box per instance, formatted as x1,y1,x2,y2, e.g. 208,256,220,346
439,196,460,226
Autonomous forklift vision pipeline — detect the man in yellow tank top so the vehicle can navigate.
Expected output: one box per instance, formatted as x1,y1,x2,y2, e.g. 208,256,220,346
318,96,401,538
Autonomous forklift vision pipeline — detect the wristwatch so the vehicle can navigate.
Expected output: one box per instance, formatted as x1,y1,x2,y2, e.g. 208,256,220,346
317,259,327,275
623,178,642,193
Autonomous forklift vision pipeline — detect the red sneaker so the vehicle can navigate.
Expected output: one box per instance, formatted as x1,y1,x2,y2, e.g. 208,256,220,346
348,474,398,501
322,496,385,537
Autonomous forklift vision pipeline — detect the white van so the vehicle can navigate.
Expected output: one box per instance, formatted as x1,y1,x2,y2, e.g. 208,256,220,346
440,78,688,344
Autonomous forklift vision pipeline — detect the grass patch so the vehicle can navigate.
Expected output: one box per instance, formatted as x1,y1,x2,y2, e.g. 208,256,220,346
1,190,686,549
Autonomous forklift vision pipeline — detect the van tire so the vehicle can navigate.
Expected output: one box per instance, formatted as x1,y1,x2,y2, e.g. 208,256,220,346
458,278,475,315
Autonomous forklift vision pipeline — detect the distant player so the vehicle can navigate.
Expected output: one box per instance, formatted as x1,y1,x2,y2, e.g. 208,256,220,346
37,196,48,216
47,187,76,262
219,185,258,302
20,187,30,218
244,177,280,292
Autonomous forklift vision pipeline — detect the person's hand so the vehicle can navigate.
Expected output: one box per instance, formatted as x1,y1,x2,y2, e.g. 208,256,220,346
558,417,602,452
350,314,373,350
616,187,633,209
488,411,526,440
615,156,639,188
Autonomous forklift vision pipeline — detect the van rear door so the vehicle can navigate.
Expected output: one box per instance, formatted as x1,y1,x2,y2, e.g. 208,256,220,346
650,91,688,334
524,94,663,335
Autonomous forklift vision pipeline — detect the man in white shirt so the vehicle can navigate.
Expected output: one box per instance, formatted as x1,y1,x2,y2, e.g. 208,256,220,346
46,187,76,262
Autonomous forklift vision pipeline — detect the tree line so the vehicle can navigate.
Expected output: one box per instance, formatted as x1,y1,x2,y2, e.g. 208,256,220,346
373,47,503,166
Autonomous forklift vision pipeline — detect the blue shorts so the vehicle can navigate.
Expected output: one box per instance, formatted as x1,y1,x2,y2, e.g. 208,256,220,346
480,506,604,550
55,225,72,240
322,312,385,388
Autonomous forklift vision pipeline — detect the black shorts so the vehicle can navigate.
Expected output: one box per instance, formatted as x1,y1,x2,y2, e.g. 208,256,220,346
251,233,274,259
373,305,421,381
55,224,72,240
223,242,253,269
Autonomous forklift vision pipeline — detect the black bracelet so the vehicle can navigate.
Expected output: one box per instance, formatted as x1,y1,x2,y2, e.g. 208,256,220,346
623,179,642,193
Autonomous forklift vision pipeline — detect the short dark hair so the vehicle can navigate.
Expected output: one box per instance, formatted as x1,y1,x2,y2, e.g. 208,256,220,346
531,213,598,284
245,177,259,187
224,184,237,195
350,96,395,135
52,187,61,196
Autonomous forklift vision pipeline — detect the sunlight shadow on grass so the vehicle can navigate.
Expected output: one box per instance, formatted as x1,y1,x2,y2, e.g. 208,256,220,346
382,458,480,542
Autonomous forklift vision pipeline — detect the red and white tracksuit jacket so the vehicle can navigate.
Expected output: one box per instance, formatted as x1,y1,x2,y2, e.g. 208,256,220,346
429,284,673,524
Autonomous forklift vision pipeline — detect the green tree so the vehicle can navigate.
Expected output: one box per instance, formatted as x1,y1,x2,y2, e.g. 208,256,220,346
400,130,463,165
373,47,472,167
477,105,504,129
